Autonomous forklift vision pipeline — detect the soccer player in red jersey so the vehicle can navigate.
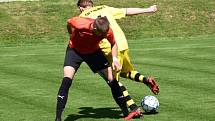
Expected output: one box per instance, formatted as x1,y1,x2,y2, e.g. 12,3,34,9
76,0,159,120
55,16,128,121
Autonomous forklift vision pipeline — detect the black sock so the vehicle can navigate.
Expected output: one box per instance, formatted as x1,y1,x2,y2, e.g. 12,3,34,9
56,77,72,119
108,79,128,116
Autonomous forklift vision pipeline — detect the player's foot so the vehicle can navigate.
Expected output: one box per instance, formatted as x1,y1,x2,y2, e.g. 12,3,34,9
122,111,129,118
146,77,159,95
124,108,142,120
121,106,129,117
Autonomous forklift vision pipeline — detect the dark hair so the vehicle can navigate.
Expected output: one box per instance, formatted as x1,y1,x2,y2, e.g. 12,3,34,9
77,0,93,7
93,16,110,37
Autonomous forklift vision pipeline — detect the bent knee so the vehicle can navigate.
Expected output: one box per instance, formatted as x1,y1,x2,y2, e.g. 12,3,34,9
64,66,76,79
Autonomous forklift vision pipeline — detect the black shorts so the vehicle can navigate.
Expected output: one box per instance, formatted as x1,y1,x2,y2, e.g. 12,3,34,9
64,47,110,73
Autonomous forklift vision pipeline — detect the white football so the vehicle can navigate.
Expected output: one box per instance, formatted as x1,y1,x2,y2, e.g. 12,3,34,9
141,95,159,113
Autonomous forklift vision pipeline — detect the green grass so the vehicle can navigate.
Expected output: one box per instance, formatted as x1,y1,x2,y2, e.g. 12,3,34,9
1,0,215,121
1,35,215,121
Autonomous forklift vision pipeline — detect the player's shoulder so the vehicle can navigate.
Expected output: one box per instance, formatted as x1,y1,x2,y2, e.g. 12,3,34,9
69,16,93,22
67,17,94,27
83,5,108,13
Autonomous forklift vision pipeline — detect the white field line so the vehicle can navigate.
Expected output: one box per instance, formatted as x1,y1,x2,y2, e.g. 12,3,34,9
0,0,39,2
0,45,215,57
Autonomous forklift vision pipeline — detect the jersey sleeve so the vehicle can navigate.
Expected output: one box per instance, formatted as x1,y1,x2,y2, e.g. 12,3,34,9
105,5,126,19
106,28,116,46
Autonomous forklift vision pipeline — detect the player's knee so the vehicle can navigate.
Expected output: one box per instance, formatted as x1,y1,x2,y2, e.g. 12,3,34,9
107,75,114,82
64,66,76,79
98,68,115,81
102,73,113,81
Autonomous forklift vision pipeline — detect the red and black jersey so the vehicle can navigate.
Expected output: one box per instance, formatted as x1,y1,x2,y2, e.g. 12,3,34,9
67,17,115,54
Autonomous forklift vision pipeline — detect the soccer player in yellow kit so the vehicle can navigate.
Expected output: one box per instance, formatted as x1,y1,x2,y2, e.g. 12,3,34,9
77,0,159,120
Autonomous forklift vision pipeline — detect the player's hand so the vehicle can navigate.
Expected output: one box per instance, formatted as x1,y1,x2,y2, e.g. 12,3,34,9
149,5,157,12
112,60,122,72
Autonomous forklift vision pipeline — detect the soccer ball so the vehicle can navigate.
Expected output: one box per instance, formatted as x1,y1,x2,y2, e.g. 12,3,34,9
141,95,159,113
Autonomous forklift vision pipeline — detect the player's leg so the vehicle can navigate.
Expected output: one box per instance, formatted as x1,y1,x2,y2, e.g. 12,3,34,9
98,67,129,117
111,53,142,120
116,74,142,120
120,50,159,94
116,51,141,111
55,47,83,121
105,51,139,113
83,49,128,117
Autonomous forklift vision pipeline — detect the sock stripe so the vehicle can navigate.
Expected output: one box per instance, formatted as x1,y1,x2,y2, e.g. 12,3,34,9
123,90,129,97
139,75,144,83
128,72,132,79
124,95,131,101
142,77,148,85
134,73,141,81
127,99,135,106
129,104,139,111
120,85,127,92
118,82,123,86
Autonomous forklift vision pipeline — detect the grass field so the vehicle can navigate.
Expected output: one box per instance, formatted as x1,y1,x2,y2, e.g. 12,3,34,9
1,0,215,121
1,36,215,121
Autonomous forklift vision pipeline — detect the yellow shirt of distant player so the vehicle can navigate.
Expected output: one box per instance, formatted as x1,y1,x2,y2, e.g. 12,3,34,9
79,5,128,55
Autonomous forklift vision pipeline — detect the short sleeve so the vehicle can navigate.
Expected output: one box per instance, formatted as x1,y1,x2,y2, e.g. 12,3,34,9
106,28,116,45
105,6,126,19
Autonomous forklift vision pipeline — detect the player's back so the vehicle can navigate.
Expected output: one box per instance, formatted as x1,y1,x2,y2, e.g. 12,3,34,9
79,5,129,52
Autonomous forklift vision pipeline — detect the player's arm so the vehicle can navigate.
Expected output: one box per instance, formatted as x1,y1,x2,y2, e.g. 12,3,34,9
111,42,118,60
125,5,157,16
111,42,122,72
107,29,122,71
